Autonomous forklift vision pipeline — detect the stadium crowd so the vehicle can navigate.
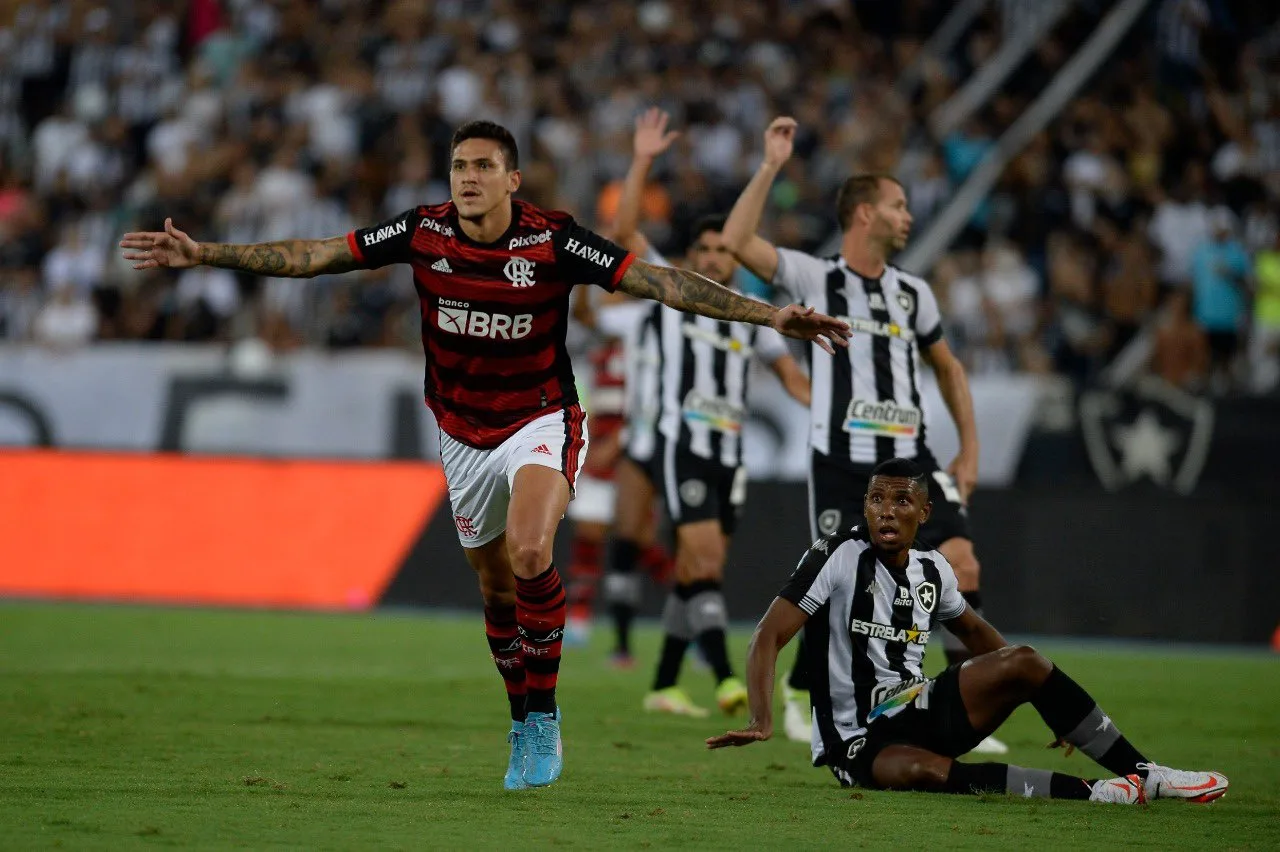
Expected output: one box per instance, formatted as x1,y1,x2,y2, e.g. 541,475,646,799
0,0,1277,394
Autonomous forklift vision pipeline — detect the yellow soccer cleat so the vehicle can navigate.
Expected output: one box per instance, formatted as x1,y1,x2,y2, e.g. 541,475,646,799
716,677,749,716
643,686,710,718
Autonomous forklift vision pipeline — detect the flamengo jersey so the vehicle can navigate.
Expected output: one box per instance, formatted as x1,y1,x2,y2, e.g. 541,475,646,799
348,200,635,448
773,249,944,469
653,293,789,468
778,525,965,766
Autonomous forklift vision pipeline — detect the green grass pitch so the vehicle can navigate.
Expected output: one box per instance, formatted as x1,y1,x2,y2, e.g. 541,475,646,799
1,603,1276,850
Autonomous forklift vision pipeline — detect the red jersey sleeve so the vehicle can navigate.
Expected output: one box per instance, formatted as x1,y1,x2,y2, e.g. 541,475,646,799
347,209,417,268
552,218,635,291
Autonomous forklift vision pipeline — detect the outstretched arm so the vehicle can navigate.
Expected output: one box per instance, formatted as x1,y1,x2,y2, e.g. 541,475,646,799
707,598,808,748
121,218,361,279
616,260,849,354
721,117,798,282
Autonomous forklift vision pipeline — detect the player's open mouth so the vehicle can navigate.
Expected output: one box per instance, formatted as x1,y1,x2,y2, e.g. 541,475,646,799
460,189,480,199
877,526,898,540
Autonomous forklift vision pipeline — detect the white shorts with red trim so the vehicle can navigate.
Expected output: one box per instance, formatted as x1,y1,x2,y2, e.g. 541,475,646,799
565,472,616,525
440,405,588,548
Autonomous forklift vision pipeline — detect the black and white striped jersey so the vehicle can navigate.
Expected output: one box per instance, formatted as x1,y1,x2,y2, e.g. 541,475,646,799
778,525,965,766
612,246,671,466
652,294,790,468
772,248,944,469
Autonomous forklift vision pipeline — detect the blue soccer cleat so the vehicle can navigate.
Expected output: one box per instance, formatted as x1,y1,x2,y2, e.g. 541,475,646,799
521,707,563,787
503,721,528,790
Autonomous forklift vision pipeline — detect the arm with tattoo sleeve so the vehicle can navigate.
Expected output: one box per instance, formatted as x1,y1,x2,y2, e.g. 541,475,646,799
199,236,361,278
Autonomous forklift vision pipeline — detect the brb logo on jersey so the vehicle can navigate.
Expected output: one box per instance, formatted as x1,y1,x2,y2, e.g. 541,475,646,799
504,257,536,287
437,298,532,339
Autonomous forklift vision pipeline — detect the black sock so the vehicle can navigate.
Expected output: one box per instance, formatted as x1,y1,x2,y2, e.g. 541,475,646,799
653,633,689,691
944,590,983,666
948,763,1098,800
788,636,810,691
1031,665,1149,777
698,629,733,682
607,539,639,654
942,761,1007,794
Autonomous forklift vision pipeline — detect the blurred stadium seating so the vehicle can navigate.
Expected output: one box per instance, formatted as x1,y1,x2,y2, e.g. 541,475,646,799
0,0,1275,396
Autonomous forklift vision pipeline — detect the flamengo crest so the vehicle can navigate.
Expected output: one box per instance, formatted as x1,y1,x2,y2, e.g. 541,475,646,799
504,257,536,287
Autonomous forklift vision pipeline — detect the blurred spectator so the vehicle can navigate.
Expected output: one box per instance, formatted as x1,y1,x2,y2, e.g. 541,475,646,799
1190,207,1252,391
1150,290,1210,391
1249,231,1280,394
32,283,97,350
0,0,1266,398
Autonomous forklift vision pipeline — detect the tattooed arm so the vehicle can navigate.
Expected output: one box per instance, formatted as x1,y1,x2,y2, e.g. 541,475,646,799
198,236,359,278
121,218,360,278
617,259,850,354
617,259,778,325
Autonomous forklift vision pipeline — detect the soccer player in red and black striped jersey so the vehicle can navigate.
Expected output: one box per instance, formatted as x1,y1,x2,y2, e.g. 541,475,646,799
120,120,850,790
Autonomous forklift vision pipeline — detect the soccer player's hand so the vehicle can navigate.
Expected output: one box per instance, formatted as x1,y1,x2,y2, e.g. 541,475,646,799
120,218,200,270
706,721,771,749
634,107,679,161
763,117,797,168
772,304,851,355
947,450,979,504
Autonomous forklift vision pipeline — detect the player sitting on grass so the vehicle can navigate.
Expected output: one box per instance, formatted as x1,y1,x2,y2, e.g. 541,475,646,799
707,458,1228,804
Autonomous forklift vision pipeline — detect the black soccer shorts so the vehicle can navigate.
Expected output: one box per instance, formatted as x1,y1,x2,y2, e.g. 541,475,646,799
808,451,971,548
824,664,986,789
654,436,746,535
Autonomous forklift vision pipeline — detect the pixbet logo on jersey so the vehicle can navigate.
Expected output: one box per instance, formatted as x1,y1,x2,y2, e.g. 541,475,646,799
437,298,532,339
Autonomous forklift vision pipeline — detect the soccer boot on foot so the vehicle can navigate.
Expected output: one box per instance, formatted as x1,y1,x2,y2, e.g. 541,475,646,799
503,721,528,791
1137,763,1229,802
563,616,590,648
715,677,749,715
1088,774,1147,804
783,687,811,742
971,734,1010,755
521,708,563,787
643,686,710,718
608,650,636,670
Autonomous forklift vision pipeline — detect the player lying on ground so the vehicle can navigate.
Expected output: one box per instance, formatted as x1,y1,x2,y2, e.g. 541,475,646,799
707,458,1228,804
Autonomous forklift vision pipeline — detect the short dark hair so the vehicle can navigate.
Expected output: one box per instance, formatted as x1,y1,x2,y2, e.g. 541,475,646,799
690,214,728,243
836,174,902,231
450,120,519,171
869,457,927,493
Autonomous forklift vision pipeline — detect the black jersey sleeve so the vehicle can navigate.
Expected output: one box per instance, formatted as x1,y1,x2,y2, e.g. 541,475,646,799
347,209,417,268
552,218,635,291
778,537,842,616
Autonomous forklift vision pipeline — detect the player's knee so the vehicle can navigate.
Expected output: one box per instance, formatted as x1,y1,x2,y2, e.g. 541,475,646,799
683,545,725,582
999,644,1052,687
875,754,949,791
506,535,551,578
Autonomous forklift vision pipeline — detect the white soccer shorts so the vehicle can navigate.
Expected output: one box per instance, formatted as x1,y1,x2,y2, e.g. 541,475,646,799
565,472,616,525
439,406,589,548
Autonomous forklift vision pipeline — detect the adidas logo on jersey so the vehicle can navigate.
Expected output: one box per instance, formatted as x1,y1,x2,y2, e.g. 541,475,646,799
532,444,552,456
432,258,453,273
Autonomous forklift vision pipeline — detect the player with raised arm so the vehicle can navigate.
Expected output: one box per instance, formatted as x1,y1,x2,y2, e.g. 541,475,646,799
604,109,813,717
121,120,849,791
598,107,686,667
707,458,1229,804
721,117,1005,753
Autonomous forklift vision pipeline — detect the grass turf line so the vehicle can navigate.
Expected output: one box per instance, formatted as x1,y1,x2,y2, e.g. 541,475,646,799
0,604,1276,850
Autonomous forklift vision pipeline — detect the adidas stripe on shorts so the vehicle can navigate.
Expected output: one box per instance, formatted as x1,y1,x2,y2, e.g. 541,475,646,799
439,405,589,547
